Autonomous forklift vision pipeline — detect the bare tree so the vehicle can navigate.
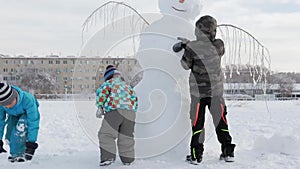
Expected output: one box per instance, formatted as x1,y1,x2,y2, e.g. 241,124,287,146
277,74,295,98
16,68,57,96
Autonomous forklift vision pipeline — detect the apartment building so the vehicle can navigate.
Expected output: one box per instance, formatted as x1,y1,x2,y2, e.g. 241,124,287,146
0,55,140,96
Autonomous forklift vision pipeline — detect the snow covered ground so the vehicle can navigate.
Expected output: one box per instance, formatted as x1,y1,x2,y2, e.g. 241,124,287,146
1,100,300,168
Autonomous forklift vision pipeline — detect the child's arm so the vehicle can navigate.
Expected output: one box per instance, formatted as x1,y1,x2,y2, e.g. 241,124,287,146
180,47,194,70
95,81,111,108
0,108,6,141
213,39,225,57
23,95,40,143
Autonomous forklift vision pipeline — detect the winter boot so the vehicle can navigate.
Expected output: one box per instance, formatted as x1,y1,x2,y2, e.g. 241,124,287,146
220,144,236,162
123,162,132,166
99,158,115,166
186,147,203,165
8,156,26,163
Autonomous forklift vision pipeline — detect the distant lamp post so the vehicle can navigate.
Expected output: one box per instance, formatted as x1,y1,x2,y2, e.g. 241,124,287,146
64,80,71,100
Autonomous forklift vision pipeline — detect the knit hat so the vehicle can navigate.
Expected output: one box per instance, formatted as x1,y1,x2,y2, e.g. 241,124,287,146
195,15,217,41
103,65,121,81
0,82,18,106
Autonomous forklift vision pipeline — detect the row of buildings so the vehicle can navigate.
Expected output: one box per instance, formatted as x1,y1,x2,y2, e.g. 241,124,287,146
0,55,140,98
224,83,300,100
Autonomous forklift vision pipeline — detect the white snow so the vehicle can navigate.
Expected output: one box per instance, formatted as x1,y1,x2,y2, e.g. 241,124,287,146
1,100,300,168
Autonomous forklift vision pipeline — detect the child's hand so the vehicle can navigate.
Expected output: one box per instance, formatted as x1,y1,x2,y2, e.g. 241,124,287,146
96,107,105,118
173,37,190,53
25,142,38,160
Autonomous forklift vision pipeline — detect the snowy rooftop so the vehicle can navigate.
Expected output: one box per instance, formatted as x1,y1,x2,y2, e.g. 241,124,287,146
0,54,135,59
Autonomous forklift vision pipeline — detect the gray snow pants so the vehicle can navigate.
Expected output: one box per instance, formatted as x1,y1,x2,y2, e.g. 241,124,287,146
98,109,136,163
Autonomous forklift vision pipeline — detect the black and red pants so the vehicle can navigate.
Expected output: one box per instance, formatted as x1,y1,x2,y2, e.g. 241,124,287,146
189,96,233,154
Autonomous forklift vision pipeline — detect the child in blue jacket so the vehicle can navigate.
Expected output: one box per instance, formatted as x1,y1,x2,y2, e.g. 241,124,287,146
95,65,138,166
0,82,40,162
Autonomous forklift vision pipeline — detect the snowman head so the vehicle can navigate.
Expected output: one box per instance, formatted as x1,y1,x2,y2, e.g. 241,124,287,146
158,0,202,22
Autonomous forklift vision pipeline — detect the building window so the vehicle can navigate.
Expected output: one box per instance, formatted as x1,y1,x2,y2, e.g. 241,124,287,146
63,77,68,81
64,68,68,73
49,60,53,64
3,68,8,72
5,60,9,64
56,60,60,64
63,60,67,64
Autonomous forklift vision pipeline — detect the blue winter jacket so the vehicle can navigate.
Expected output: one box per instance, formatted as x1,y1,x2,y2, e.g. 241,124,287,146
0,86,40,142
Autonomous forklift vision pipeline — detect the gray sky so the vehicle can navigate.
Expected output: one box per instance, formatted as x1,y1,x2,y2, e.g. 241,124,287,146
0,0,299,72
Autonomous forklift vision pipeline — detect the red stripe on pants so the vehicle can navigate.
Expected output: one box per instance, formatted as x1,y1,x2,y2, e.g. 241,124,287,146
193,103,200,127
220,103,228,125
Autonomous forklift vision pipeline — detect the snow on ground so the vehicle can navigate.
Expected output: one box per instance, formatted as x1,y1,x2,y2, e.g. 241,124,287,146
1,100,300,168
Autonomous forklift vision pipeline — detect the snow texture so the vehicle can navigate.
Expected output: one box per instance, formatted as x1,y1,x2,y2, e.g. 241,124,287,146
1,101,300,168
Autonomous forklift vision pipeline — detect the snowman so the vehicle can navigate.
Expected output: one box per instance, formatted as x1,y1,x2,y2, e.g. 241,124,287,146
134,0,202,158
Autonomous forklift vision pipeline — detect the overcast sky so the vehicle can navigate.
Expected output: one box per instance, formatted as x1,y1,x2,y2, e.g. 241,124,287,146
0,0,299,72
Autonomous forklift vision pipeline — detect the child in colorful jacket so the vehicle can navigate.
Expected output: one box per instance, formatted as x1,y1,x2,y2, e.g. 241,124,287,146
0,82,40,162
95,65,138,166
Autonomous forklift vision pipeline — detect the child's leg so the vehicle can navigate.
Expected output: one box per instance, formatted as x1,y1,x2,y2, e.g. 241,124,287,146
117,109,136,164
98,110,122,162
189,96,208,160
9,115,28,157
5,115,18,142
209,97,235,155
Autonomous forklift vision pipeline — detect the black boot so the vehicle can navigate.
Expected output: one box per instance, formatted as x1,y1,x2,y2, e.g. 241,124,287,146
220,144,236,162
186,147,203,165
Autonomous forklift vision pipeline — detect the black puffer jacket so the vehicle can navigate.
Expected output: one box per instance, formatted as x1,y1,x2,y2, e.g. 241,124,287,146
181,38,225,98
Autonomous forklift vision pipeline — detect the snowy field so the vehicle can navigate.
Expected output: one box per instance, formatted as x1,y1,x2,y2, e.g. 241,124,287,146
1,100,300,169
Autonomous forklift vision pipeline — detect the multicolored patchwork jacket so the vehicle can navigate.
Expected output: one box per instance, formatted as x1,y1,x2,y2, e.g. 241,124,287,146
96,76,138,113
